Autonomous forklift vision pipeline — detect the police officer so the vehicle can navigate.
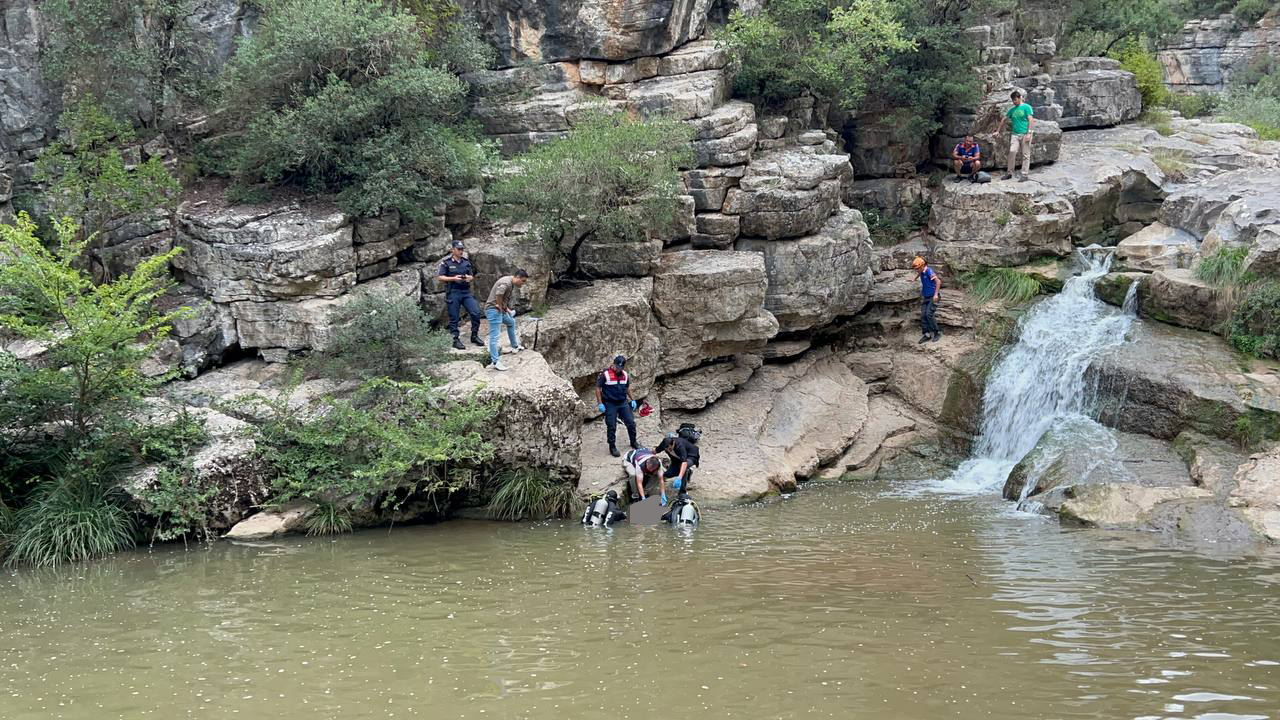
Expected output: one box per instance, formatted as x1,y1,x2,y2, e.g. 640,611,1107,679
595,354,638,458
438,240,483,350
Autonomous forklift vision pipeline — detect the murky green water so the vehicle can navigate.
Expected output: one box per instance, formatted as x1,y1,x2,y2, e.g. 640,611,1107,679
3,481,1279,720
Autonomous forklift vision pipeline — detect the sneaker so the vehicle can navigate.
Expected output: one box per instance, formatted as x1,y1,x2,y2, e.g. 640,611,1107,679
1002,173,1014,181
452,337,465,350
931,332,943,343
492,361,509,372
510,345,526,354
951,174,964,182
918,335,931,344
470,335,485,347
1018,173,1030,182
609,445,620,457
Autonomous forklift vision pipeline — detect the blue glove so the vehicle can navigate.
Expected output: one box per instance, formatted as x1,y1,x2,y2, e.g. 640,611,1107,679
630,399,637,410
660,493,667,506
673,478,683,490
597,403,606,413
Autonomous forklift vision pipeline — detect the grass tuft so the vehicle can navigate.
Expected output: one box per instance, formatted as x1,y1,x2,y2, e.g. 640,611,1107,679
1195,246,1251,287
1140,108,1175,137
305,502,353,536
487,468,579,521
960,267,1043,305
1152,148,1189,182
5,478,135,568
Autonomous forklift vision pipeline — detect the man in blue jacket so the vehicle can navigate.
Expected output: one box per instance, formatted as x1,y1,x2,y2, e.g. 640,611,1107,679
595,355,638,457
437,240,483,350
912,256,942,343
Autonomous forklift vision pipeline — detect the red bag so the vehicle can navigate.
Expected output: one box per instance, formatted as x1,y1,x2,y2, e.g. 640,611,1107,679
638,401,653,417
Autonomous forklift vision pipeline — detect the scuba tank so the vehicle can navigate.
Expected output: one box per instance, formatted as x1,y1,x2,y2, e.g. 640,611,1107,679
582,491,620,527
677,500,699,525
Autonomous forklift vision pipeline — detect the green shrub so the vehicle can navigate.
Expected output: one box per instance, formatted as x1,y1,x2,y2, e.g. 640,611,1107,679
305,502,353,536
249,378,497,511
719,0,912,111
1116,40,1169,109
1152,148,1189,181
139,466,219,544
219,0,490,221
1062,1,1182,56
33,100,180,248
1165,92,1219,118
1195,246,1252,287
1233,0,1274,22
1140,107,1176,136
1219,85,1280,140
1228,281,1280,358
487,468,578,521
312,290,452,380
491,108,692,282
960,267,1043,305
5,473,135,568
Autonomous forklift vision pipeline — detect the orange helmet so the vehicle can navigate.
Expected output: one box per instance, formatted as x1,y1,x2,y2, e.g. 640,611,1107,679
911,256,926,269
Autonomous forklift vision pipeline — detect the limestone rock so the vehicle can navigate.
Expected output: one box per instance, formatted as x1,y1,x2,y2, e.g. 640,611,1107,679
650,250,779,375
1115,222,1198,271
1088,318,1280,443
824,393,920,478
224,501,316,540
1160,168,1280,241
158,285,238,377
736,207,874,332
461,223,552,313
843,108,930,178
461,0,715,67
518,278,657,405
438,351,583,479
842,178,927,222
722,147,852,240
657,354,761,410
1174,431,1248,498
933,87,1063,169
683,165,745,211
667,352,870,501
1159,15,1280,92
1046,57,1142,129
1094,271,1146,307
1137,268,1230,333
1058,483,1213,529
602,67,731,120
1230,446,1280,542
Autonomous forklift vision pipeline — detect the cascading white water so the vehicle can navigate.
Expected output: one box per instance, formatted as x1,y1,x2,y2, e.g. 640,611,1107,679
926,249,1137,495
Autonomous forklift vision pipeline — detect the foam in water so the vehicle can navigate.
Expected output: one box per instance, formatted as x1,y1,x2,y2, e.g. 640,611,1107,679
925,249,1136,496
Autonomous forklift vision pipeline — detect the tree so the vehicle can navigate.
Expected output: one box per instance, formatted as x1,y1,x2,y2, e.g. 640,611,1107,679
489,109,694,283
219,0,491,221
720,0,913,111
1062,0,1183,56
33,100,180,255
39,0,211,127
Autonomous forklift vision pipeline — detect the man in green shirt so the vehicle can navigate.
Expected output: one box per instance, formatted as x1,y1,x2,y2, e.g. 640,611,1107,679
997,90,1036,181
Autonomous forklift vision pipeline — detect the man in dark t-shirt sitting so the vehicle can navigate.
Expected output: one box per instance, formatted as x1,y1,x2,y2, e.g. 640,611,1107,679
951,135,982,183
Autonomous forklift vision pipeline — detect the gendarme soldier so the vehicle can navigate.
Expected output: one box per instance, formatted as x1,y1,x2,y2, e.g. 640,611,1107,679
437,239,483,350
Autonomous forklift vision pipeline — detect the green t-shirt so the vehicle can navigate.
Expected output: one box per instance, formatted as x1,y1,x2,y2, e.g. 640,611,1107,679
1006,103,1034,135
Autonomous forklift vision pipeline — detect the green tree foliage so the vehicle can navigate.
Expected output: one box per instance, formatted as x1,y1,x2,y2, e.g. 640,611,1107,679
219,0,491,221
490,109,693,281
1229,281,1280,358
1062,0,1183,56
720,0,913,111
33,101,180,247
247,379,497,511
40,0,210,125
1115,40,1169,109
311,290,452,381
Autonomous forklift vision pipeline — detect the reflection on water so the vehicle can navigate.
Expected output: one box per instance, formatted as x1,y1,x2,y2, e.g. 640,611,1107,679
3,480,1279,720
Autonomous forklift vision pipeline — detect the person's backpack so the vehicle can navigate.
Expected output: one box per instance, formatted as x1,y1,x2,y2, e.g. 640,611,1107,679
677,423,701,443
975,171,993,183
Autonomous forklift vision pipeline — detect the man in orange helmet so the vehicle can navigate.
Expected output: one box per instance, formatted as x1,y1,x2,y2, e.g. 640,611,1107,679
912,256,942,343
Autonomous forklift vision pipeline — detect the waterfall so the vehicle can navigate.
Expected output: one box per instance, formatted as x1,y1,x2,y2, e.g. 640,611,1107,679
925,249,1136,495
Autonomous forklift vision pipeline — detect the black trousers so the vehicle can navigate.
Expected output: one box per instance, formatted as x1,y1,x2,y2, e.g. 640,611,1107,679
603,402,636,447
920,298,940,336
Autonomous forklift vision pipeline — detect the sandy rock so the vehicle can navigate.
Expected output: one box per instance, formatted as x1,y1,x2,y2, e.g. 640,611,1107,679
1115,222,1198,271
1137,268,1230,333
224,501,316,540
1174,431,1248,498
1058,484,1213,529
438,351,583,479
657,354,762,410
736,206,874,332
1159,15,1280,92
823,394,919,478
1161,168,1280,241
1230,445,1280,542
667,352,870,501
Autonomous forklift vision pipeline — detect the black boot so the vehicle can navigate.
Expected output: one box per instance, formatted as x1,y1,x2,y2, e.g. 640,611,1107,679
629,440,639,450
931,331,943,342
452,337,465,350
918,334,931,344
609,445,620,457
470,334,484,347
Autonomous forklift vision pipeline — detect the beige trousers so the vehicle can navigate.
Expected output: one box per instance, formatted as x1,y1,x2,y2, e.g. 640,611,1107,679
1008,133,1032,175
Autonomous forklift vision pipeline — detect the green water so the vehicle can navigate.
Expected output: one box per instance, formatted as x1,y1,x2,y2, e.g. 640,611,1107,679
3,481,1279,720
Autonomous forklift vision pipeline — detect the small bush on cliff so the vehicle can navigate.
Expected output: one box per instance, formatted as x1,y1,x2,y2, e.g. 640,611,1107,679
1115,40,1169,109
720,0,912,111
248,378,497,512
1165,93,1219,119
33,100,180,253
490,108,693,283
1228,281,1280,358
1232,0,1274,22
311,290,452,381
1195,246,1251,287
219,0,491,221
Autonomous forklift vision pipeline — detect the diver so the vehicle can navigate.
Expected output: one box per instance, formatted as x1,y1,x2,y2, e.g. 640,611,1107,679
661,490,700,526
581,490,627,527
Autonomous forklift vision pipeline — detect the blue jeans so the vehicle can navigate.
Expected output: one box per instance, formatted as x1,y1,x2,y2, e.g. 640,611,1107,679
486,307,518,363
447,293,481,339
920,298,940,336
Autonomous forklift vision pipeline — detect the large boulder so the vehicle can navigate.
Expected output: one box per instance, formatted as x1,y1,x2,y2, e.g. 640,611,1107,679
158,284,238,377
1160,168,1280,241
1135,268,1230,333
656,353,761,410
460,223,552,313
1114,222,1198,272
438,351,583,479
1230,445,1280,542
736,207,874,332
722,146,852,240
461,0,715,67
667,352,870,501
1088,318,1280,444
224,501,315,541
1046,57,1142,129
650,250,779,375
518,278,658,406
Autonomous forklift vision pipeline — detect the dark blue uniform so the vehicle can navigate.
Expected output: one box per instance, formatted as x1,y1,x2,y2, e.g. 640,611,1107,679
438,256,481,341
597,367,637,450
